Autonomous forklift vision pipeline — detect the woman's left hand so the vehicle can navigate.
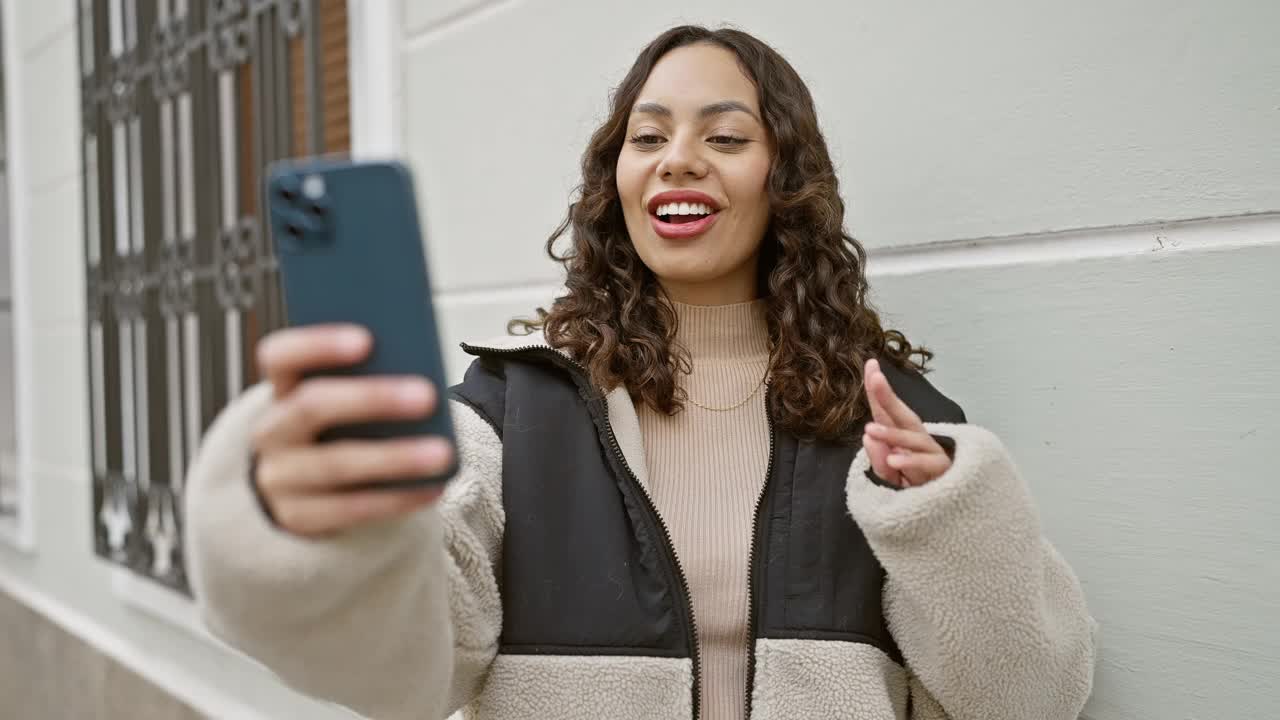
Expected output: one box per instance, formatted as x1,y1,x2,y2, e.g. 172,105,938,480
861,358,953,488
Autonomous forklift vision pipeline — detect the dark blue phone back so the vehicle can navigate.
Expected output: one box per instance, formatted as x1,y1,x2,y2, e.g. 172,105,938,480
266,158,457,486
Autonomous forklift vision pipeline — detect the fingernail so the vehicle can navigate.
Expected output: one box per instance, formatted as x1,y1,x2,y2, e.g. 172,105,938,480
339,328,368,352
867,423,884,434
418,438,454,466
400,380,432,408
887,454,903,467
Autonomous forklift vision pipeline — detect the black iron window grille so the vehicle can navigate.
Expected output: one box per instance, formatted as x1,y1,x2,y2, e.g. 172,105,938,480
78,0,348,592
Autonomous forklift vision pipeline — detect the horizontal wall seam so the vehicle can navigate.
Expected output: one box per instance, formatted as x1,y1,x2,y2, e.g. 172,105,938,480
429,212,1278,296
403,0,521,53
867,211,1280,276
435,281,565,305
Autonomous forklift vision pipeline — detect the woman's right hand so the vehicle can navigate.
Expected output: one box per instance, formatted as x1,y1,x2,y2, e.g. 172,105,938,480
251,324,452,537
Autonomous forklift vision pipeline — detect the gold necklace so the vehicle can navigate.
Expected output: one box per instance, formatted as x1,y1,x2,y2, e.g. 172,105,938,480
685,372,769,412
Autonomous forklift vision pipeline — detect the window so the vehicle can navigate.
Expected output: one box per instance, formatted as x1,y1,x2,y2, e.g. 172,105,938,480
79,0,349,592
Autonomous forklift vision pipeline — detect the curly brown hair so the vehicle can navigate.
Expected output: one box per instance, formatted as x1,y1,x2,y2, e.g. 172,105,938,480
513,25,931,442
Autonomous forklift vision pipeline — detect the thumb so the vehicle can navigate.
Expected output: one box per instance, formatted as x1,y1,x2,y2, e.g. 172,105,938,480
862,433,899,486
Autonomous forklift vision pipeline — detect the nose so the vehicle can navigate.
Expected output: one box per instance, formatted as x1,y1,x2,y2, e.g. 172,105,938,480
656,133,708,180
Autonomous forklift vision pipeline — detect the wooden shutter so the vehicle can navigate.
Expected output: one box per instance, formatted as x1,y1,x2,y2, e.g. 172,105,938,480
291,0,350,156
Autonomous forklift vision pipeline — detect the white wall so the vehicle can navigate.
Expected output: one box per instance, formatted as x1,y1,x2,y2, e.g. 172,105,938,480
401,1,1280,719
2,1,1276,718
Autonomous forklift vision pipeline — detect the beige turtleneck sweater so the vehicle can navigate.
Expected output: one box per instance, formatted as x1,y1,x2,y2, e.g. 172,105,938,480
637,299,773,720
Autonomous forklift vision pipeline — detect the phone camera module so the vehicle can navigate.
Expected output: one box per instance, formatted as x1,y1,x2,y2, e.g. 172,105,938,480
302,174,326,200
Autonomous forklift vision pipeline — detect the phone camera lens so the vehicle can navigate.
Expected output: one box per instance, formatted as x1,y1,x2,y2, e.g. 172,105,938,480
308,203,326,217
284,223,301,237
279,188,298,202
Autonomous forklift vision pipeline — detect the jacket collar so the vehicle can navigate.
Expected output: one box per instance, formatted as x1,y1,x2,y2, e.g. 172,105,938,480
461,333,653,490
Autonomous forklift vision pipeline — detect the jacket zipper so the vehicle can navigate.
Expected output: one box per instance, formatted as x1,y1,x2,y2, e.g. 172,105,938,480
458,343,703,719
600,412,703,719
743,387,776,719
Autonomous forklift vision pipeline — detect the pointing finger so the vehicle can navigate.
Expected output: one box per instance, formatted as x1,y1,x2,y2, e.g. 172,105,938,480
867,365,924,431
864,359,895,430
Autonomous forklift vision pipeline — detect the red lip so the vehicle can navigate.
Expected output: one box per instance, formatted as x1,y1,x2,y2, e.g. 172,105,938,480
646,190,723,240
650,211,720,240
646,190,722,215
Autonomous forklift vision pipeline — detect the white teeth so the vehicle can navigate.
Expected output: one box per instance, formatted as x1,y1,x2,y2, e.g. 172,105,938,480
656,201,714,217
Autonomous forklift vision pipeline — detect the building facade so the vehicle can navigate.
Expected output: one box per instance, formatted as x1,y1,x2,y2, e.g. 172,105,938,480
0,1,1277,717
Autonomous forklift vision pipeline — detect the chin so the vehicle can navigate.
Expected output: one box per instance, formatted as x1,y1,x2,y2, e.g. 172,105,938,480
643,255,721,284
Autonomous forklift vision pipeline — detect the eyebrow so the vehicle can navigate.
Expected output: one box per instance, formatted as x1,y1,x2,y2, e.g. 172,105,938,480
631,100,760,122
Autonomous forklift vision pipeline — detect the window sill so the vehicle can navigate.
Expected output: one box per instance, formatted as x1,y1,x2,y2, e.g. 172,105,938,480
90,562,278,720
107,564,275,667
108,563,210,639
108,564,361,719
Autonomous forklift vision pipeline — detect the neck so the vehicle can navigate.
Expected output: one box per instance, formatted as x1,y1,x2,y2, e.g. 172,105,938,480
661,284,757,306
657,263,761,306
671,298,771,362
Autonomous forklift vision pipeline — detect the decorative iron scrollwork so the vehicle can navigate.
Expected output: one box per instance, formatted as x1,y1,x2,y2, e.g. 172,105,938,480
99,471,138,562
151,13,191,100
158,239,197,318
278,0,308,38
208,0,254,72
111,251,149,321
82,0,342,594
104,48,141,124
144,484,181,579
214,218,264,310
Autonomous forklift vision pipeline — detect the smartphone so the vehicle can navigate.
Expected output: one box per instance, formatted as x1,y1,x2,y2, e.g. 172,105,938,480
265,158,458,487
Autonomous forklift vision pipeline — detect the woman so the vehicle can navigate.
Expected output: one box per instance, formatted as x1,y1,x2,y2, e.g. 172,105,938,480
185,25,1096,720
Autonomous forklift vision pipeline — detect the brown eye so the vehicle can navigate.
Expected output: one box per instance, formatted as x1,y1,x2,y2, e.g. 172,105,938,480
709,135,749,146
629,133,666,148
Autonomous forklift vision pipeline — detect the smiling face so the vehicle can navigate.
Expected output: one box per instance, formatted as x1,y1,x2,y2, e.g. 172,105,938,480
615,43,773,306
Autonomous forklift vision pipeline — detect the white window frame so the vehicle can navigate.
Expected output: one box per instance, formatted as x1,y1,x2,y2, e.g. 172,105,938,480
0,0,35,551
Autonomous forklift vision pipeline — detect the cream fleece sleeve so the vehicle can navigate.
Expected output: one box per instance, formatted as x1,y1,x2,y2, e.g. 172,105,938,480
183,383,505,720
846,423,1097,720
